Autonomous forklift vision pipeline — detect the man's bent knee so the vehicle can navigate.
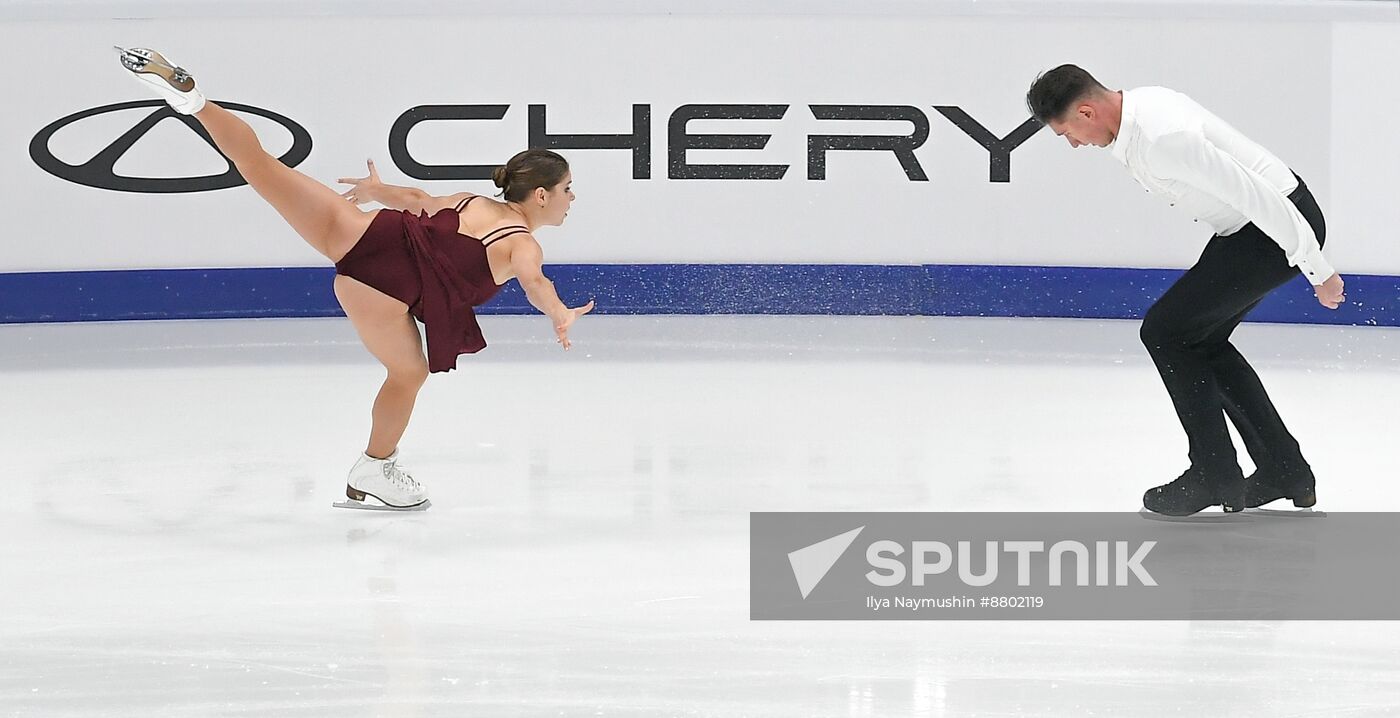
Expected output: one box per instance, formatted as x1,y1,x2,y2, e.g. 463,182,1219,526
1140,304,1189,350
1140,305,1214,353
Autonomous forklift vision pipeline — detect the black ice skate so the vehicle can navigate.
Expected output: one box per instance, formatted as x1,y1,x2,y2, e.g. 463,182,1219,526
1244,464,1318,512
1142,468,1245,517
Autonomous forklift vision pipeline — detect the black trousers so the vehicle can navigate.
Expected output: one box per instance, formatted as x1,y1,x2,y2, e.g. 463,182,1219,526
1139,175,1326,481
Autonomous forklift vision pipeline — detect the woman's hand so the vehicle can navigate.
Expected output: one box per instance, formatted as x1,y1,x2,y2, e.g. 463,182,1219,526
551,301,596,350
338,159,384,206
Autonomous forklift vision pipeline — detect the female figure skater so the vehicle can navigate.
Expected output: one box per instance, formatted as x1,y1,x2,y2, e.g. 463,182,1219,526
117,48,594,511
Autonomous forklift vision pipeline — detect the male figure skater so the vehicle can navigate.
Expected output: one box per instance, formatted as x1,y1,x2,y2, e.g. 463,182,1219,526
1025,65,1344,516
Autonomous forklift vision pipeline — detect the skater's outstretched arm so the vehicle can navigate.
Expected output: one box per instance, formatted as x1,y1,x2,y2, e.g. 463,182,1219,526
509,238,594,350
338,159,472,214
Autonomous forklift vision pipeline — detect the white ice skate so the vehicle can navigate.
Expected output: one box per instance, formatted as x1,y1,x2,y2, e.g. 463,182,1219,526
333,451,432,512
114,46,206,114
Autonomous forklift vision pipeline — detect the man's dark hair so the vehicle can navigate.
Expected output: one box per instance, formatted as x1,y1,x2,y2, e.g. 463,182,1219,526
1026,65,1108,122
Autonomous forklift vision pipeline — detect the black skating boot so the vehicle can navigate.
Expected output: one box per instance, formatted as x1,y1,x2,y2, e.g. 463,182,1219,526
1143,468,1245,516
1244,464,1316,509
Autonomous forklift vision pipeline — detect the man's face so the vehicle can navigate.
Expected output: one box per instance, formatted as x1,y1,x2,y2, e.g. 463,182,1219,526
1048,106,1113,149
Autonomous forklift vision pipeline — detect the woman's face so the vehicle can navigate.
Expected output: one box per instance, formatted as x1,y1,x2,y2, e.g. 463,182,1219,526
540,172,574,226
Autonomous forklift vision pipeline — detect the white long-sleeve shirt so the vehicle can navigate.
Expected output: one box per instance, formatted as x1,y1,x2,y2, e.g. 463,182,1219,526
1109,87,1334,285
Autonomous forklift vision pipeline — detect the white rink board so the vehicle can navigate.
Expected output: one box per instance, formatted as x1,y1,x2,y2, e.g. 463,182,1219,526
2,4,1396,273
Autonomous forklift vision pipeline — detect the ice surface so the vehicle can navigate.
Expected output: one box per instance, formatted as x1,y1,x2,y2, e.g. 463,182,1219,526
3,316,1398,716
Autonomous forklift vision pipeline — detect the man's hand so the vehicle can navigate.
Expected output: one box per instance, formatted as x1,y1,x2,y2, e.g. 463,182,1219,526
1316,272,1345,309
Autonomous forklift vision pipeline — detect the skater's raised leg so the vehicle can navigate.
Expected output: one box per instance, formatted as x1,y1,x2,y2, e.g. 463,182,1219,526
117,47,374,261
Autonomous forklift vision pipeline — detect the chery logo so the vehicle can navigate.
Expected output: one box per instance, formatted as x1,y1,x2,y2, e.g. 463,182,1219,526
389,103,1043,183
29,100,312,193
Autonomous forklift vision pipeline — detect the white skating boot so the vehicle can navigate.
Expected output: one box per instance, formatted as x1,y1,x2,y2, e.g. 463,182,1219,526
333,450,432,511
114,46,206,114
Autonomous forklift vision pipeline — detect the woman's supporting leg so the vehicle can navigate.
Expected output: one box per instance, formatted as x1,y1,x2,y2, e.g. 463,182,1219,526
193,102,373,261
335,276,430,458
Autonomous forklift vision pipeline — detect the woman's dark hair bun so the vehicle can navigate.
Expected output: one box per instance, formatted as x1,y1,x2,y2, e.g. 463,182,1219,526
494,149,570,202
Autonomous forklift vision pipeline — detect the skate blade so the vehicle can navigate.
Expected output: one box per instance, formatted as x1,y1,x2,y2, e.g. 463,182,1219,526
333,498,431,512
1243,507,1327,518
114,46,195,92
1137,508,1252,523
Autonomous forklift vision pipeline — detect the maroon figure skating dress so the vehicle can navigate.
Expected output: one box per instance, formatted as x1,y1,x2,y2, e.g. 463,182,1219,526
333,196,528,373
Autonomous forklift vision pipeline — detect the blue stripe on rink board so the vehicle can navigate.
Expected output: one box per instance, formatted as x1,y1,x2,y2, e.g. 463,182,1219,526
0,264,1395,327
